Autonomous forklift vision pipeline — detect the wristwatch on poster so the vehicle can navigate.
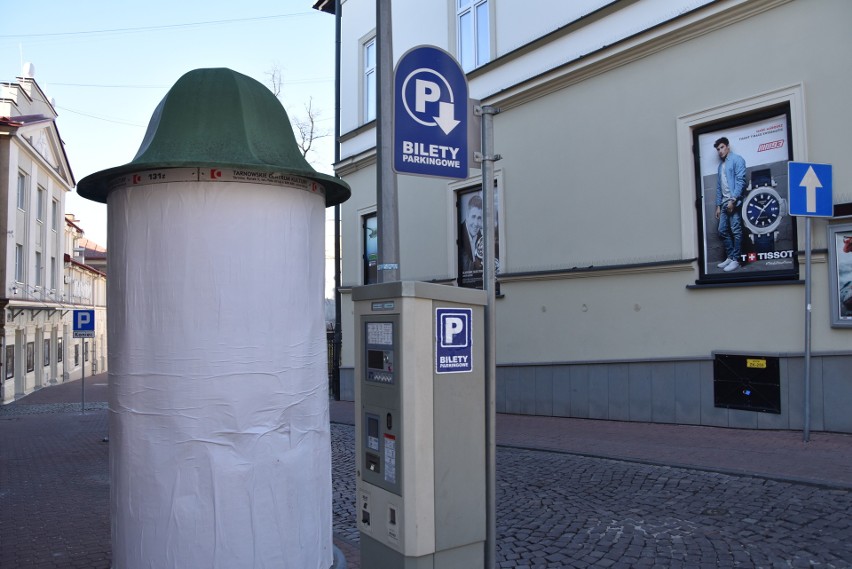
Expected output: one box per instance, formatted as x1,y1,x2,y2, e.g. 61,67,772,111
742,185,785,253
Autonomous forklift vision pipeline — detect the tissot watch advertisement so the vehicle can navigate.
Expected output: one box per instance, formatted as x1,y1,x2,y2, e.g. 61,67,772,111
695,110,798,282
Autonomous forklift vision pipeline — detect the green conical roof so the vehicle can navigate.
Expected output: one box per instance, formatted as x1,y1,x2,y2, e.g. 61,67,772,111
77,67,349,206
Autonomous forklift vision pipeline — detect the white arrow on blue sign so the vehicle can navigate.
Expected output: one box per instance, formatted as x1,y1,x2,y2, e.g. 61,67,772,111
788,162,833,217
73,309,95,338
394,45,469,179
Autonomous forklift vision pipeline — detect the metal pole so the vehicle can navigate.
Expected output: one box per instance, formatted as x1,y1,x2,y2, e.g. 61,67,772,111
479,104,501,569
803,217,812,442
81,340,86,414
376,0,400,283
332,0,343,400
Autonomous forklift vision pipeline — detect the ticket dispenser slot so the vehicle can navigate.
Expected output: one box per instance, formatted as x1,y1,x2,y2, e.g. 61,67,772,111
354,281,486,569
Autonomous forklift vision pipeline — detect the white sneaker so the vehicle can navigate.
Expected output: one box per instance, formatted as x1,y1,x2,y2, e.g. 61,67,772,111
724,260,739,272
717,258,733,269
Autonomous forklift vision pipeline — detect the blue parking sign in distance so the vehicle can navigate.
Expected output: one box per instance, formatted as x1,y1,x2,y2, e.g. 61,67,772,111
789,162,833,217
394,45,469,179
436,308,473,374
73,309,95,338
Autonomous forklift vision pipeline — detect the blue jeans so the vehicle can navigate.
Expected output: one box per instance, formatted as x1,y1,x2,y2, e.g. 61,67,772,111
718,209,742,262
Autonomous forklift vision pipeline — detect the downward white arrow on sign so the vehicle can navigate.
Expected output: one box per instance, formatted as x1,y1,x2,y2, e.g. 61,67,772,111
800,166,823,213
434,101,460,135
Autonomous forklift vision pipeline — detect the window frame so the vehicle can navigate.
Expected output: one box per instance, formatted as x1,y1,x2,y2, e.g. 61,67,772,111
35,251,42,287
362,35,377,124
456,0,491,72
51,199,59,232
17,171,27,210
676,84,807,285
15,244,24,283
36,186,45,222
5,345,14,379
362,211,378,285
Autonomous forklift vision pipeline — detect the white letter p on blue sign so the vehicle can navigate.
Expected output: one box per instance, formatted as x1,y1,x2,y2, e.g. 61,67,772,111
73,309,95,337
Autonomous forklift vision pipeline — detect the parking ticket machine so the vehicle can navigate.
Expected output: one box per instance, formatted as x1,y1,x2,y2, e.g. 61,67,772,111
353,281,486,568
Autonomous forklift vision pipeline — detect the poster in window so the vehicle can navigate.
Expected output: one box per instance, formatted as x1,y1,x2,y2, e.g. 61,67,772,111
827,223,852,328
694,109,798,283
364,214,378,285
44,339,50,366
27,342,34,372
457,185,499,289
5,345,13,379
57,338,63,363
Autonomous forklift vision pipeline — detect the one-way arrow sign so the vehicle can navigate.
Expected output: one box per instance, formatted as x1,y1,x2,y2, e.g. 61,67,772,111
789,162,833,217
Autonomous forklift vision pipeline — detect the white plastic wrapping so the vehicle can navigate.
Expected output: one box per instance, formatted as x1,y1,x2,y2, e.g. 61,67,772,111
107,178,332,569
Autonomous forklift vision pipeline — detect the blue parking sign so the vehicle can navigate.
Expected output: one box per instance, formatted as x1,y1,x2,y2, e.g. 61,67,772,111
73,309,95,338
394,45,469,179
436,308,472,374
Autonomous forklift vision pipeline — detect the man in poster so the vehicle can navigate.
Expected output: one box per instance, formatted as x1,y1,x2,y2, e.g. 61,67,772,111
460,193,484,276
714,137,747,272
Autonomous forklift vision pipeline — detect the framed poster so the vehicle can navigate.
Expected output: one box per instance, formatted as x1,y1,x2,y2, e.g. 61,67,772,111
827,223,852,328
26,342,34,372
5,345,13,379
363,213,378,285
457,182,500,289
693,106,798,283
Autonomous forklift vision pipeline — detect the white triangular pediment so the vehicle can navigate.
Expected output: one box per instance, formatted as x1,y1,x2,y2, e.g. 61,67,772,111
20,121,73,187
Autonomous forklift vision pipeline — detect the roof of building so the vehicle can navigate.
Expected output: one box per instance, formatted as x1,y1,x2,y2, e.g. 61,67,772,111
0,114,53,128
78,238,106,259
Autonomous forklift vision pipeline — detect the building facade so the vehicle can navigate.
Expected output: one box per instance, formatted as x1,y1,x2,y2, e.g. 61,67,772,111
0,68,107,403
321,0,852,432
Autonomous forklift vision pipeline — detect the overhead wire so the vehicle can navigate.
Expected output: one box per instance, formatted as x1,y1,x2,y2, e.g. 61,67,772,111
0,12,315,40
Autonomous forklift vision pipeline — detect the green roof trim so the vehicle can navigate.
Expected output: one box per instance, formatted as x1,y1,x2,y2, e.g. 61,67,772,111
77,67,350,206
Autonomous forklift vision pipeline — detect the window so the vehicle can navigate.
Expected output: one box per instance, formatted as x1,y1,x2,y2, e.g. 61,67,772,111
51,256,57,290
36,186,45,222
691,106,797,284
363,213,378,285
74,344,79,366
5,345,14,379
457,0,490,72
52,199,59,231
84,341,89,362
35,251,42,287
57,339,63,363
17,171,27,210
15,244,24,282
44,339,50,367
456,178,501,290
363,37,377,123
26,342,34,373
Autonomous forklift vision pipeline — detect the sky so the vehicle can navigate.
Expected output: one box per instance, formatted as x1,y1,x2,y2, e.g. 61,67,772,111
1,1,338,248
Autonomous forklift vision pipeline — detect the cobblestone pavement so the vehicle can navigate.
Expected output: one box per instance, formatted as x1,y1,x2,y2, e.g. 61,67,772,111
3,399,851,568
331,424,852,569
0,407,110,569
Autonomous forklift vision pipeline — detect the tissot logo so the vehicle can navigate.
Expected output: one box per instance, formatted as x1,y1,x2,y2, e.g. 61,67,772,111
758,140,784,152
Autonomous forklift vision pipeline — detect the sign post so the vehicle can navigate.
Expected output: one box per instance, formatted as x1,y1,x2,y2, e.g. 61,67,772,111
393,44,500,568
788,162,833,442
73,309,95,413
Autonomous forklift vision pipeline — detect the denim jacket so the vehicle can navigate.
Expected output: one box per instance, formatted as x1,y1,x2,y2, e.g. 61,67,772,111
715,151,747,207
